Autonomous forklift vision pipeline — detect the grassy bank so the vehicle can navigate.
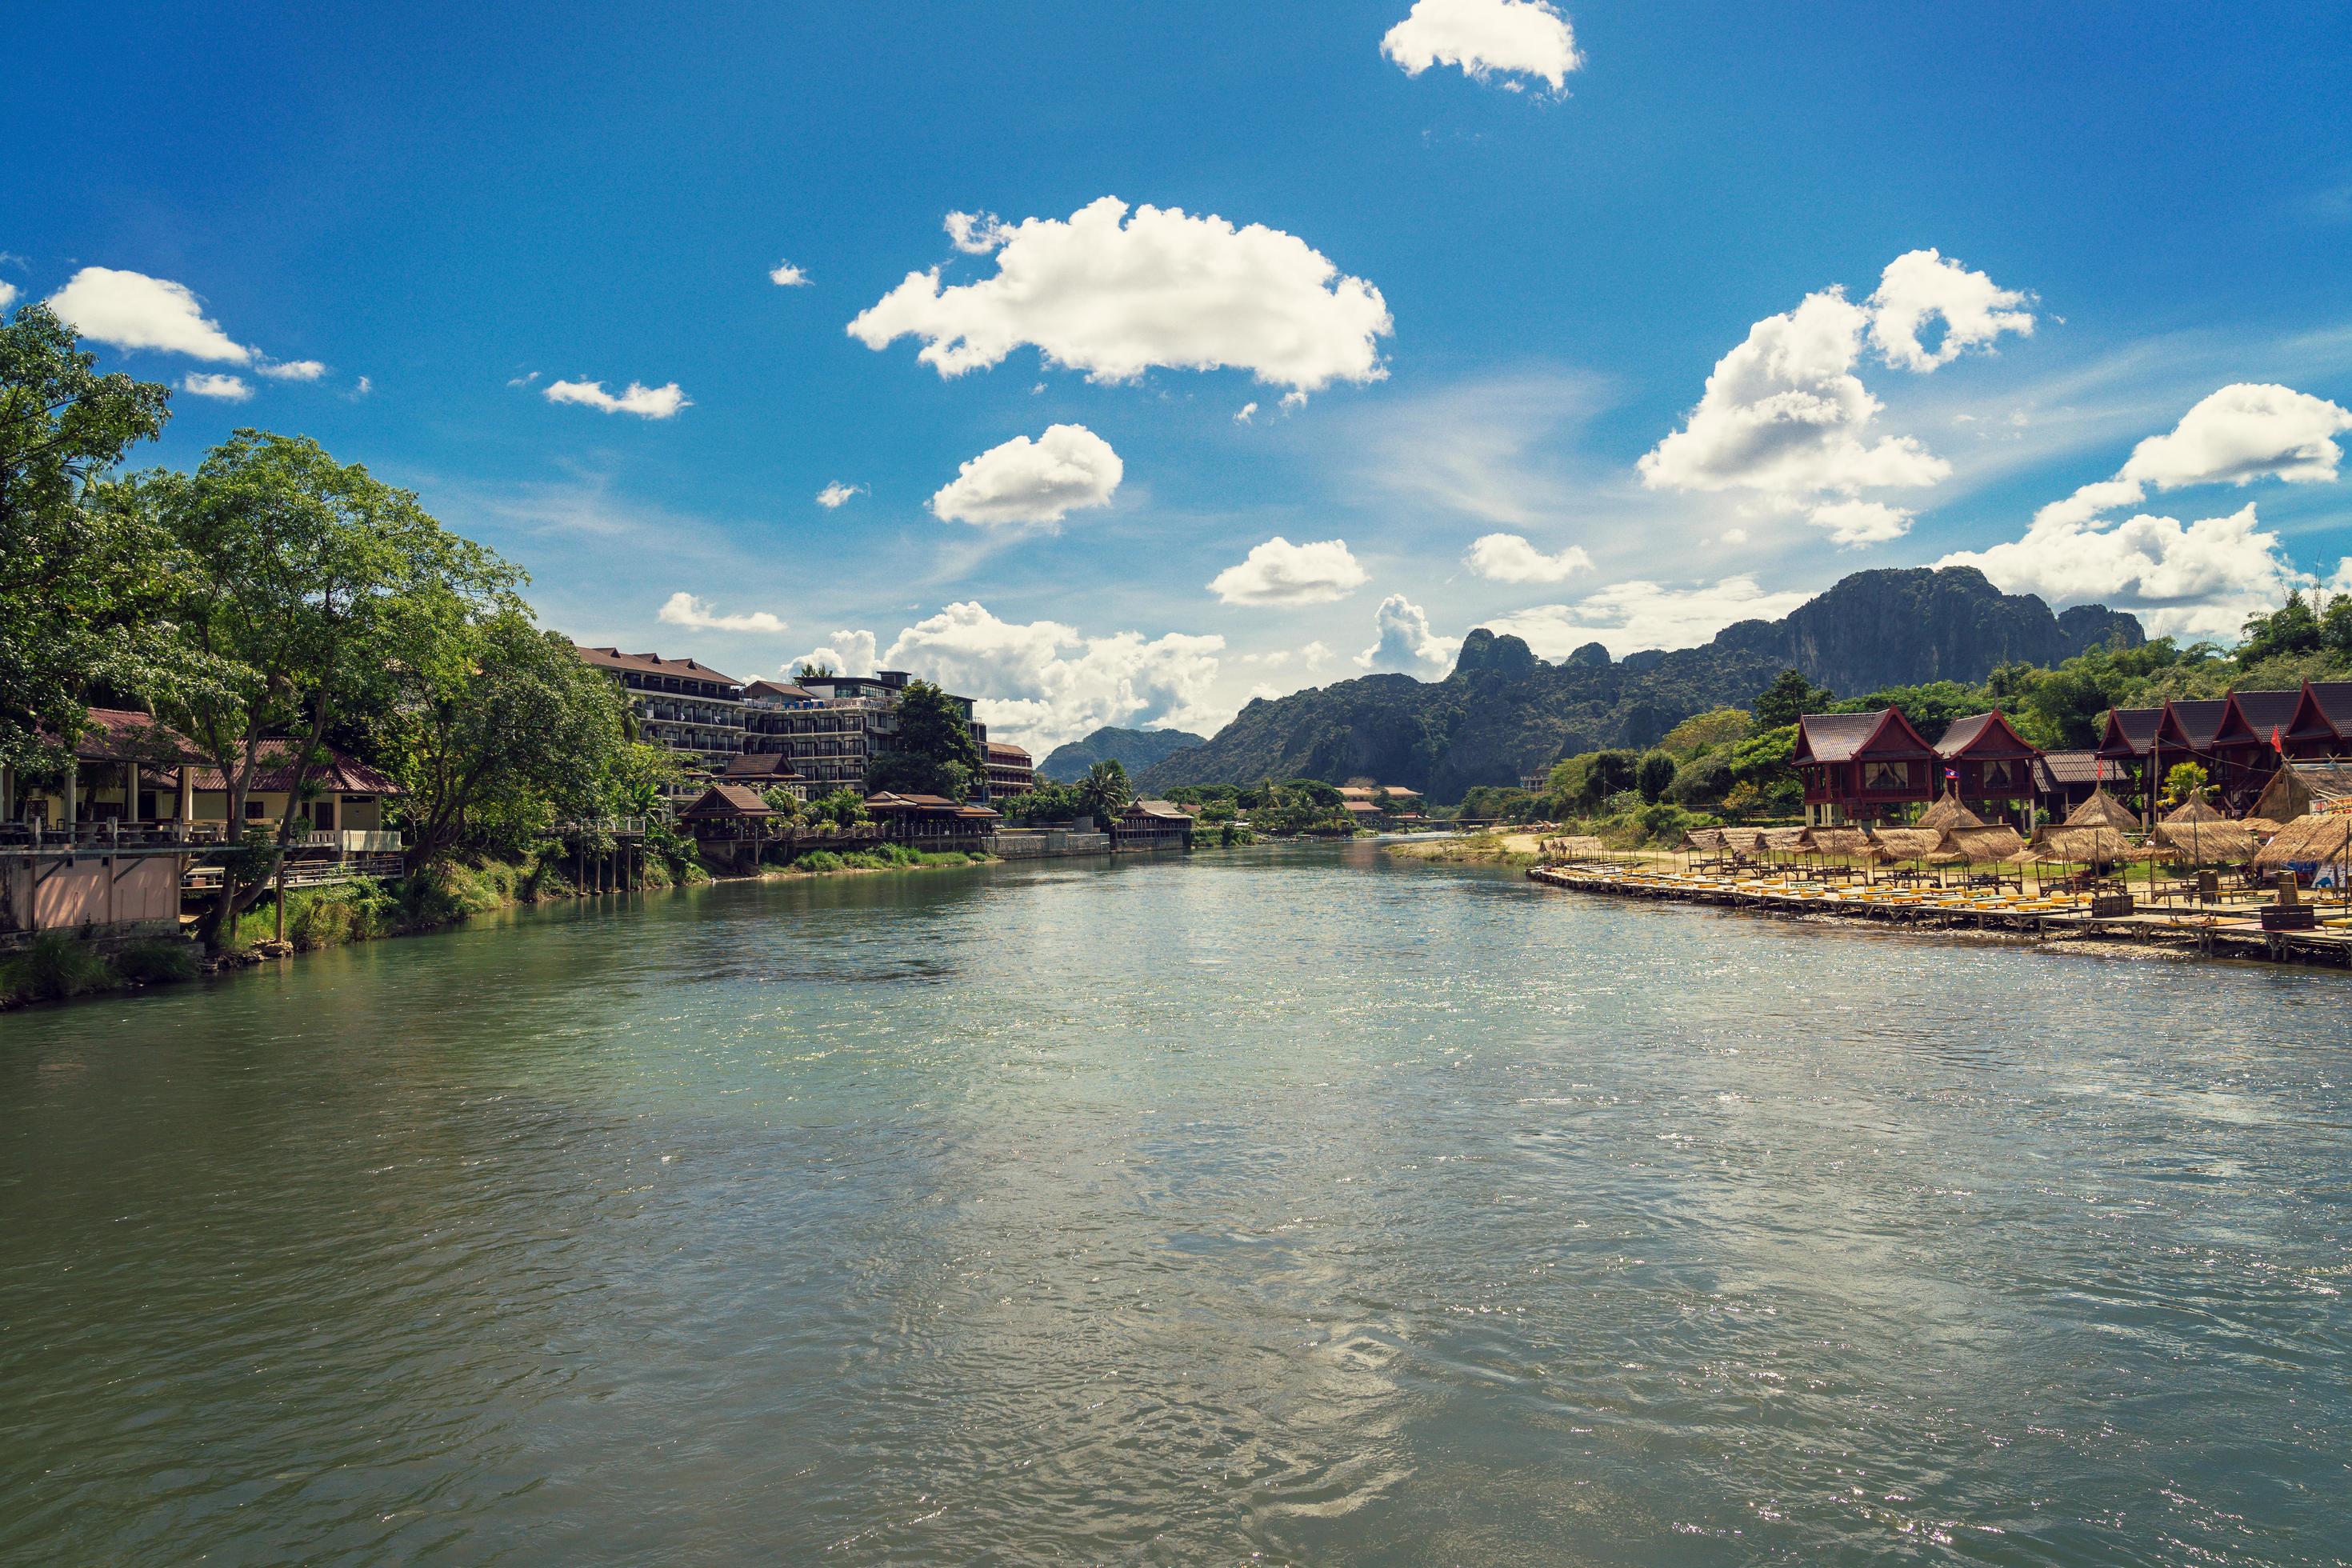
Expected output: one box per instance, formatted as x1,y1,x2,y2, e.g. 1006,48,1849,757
758,844,994,875
0,931,203,1008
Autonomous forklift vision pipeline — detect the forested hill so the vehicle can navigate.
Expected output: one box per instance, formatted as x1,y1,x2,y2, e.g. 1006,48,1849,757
1137,567,2142,803
1038,725,1210,782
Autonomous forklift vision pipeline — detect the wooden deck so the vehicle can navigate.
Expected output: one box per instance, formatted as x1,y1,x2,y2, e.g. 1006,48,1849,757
1526,862,2352,969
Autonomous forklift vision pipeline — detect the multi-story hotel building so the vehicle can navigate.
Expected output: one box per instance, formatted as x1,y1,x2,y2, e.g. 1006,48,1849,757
574,648,748,780
740,671,1000,798
984,741,1035,800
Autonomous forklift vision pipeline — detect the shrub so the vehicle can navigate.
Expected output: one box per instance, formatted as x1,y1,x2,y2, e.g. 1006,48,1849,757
111,938,200,986
0,933,121,1005
794,850,846,873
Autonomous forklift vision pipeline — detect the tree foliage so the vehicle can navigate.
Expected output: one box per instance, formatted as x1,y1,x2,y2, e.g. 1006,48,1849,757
865,681,983,800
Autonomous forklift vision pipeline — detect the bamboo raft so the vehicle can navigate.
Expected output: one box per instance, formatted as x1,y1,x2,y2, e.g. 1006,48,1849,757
1526,861,2352,969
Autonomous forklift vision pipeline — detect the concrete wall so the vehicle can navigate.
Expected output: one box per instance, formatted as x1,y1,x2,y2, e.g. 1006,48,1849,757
994,830,1111,859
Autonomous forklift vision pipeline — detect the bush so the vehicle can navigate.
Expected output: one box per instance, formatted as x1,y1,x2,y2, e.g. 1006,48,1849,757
0,932,120,1005
111,938,200,986
793,850,846,873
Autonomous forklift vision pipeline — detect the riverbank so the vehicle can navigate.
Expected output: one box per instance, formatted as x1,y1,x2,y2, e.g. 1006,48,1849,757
1526,861,2352,969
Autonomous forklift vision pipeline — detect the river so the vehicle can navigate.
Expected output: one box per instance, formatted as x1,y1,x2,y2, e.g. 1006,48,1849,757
2,844,2347,1564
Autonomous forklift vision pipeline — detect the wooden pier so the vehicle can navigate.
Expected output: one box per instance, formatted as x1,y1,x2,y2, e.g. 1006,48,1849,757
1527,862,2352,969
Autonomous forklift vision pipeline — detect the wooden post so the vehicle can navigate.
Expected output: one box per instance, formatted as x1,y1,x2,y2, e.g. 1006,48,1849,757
274,852,287,945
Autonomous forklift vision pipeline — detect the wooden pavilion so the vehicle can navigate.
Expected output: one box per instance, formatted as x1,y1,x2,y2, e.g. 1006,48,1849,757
1791,708,1937,826
1932,710,2044,827
2094,706,2162,807
2210,689,2301,810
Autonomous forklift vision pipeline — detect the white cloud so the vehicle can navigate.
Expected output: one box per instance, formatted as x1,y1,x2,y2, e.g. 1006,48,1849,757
882,601,1226,751
815,482,863,509
929,423,1122,527
850,196,1392,394
1938,503,2304,640
943,210,1011,254
348,375,373,399
46,266,251,362
1209,536,1369,606
1465,531,1594,583
788,630,879,675
0,282,18,311
1487,576,1813,658
657,590,786,634
543,378,690,418
1234,402,1258,424
254,358,327,382
1381,0,1582,90
1638,289,1949,503
179,371,252,402
1806,498,1914,546
1302,640,1335,666
1357,594,1458,674
2020,382,2352,539
769,260,811,287
1867,249,2036,373
507,370,542,387
1638,250,2032,521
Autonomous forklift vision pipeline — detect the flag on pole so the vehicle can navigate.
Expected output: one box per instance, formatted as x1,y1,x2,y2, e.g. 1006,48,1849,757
2272,724,2285,754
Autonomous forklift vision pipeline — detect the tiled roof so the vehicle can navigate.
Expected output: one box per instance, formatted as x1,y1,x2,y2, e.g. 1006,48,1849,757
1794,709,1933,765
984,741,1032,762
720,753,804,780
1934,711,2038,758
2035,750,2102,786
678,782,774,818
185,743,403,796
574,645,743,687
66,708,202,763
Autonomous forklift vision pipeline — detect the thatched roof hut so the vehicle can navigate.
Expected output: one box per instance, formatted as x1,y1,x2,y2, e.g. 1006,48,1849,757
2030,824,2138,866
1759,826,1809,854
2239,817,2284,838
2153,820,2257,865
2250,762,2352,825
1916,790,1984,832
1681,827,1725,851
1941,824,2028,862
2066,788,2141,830
1870,826,1944,860
1798,826,1876,858
2165,797,2226,824
2253,814,2352,878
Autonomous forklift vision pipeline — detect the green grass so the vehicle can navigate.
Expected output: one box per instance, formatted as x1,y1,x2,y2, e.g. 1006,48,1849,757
0,931,122,1006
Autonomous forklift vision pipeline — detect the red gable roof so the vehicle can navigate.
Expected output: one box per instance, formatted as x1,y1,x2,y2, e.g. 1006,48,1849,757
1790,708,1934,766
2153,698,2229,752
2286,681,2352,748
574,645,743,687
678,782,775,819
1934,710,2040,761
2213,688,2302,749
2095,707,2161,760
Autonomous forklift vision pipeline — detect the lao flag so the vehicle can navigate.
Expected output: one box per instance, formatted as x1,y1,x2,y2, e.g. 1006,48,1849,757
2271,724,2285,754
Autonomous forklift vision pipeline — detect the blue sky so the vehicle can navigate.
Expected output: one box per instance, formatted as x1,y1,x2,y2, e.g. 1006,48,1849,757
10,2,2352,750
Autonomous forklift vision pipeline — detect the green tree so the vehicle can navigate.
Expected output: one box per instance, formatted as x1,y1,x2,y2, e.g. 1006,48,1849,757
0,303,200,774
760,785,804,821
1576,750,1641,809
809,786,870,828
139,431,514,950
2164,761,2209,805
1078,758,1134,823
865,680,984,799
2239,590,2324,663
794,662,835,681
1635,750,1678,803
1857,680,1987,735
1004,780,1090,822
1751,669,1836,730
377,608,629,869
1658,708,1751,758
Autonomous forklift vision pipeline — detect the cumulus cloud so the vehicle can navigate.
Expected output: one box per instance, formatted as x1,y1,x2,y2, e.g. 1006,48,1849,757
850,196,1392,394
1234,402,1258,424
2033,383,2352,530
1487,576,1813,658
1938,504,2310,640
1867,248,2036,373
1465,531,1593,583
1638,250,2033,532
929,423,1122,527
1209,536,1369,606
815,482,863,509
1941,382,2352,635
1381,0,1582,90
254,358,327,382
0,282,18,311
1357,594,1458,674
658,590,786,634
1806,498,1914,546
769,260,811,286
46,266,252,362
788,630,879,675
543,378,691,418
882,601,1226,751
943,210,1011,254
180,372,252,402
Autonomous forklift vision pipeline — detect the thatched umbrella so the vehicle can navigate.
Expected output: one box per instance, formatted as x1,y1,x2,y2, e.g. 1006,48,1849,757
1917,789,1984,832
2253,814,2352,886
2066,787,2140,831
2154,820,2256,866
2239,816,2284,838
2030,823,2137,868
1943,824,2028,863
2165,797,2226,825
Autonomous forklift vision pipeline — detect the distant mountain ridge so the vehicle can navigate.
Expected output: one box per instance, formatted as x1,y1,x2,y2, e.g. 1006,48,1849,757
1038,725,1210,783
1137,567,2141,803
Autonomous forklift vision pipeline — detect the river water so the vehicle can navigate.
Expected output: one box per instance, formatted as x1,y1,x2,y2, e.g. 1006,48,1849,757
2,844,2347,1564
